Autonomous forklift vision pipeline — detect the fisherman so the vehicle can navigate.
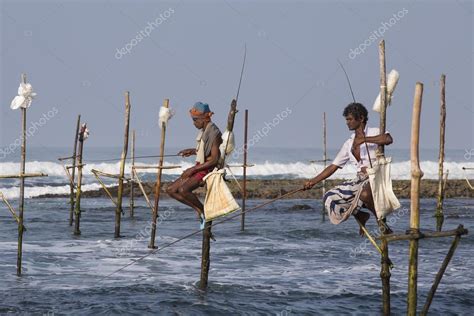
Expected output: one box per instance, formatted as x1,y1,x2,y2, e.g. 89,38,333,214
166,102,223,228
303,103,393,235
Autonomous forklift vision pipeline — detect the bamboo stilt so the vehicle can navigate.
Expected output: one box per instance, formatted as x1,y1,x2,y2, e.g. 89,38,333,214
130,130,136,217
74,125,86,236
91,170,118,206
132,169,155,211
69,114,81,226
378,40,391,316
200,99,238,289
420,233,461,315
435,74,446,232
149,99,169,249
0,193,27,231
241,109,248,231
115,92,131,238
17,73,27,276
322,112,327,221
407,82,424,316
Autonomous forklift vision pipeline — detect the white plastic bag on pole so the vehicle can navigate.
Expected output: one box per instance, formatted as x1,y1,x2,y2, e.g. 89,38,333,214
10,82,37,110
219,130,235,157
373,69,399,112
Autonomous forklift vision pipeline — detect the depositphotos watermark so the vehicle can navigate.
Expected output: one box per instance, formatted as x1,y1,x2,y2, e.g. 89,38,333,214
0,107,59,160
464,148,474,160
349,8,408,60
231,107,293,160
115,8,175,60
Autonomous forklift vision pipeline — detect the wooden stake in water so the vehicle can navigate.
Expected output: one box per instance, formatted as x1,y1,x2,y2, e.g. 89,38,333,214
115,92,131,238
149,99,169,249
200,99,238,289
322,111,327,221
17,73,27,276
129,130,136,218
69,114,81,226
407,82,424,316
241,109,248,231
378,40,391,316
435,74,446,232
74,124,86,236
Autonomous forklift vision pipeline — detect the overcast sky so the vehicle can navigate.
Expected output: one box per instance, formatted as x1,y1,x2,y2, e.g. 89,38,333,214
1,0,472,152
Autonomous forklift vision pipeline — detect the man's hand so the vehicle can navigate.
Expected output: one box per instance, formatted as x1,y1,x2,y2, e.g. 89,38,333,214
303,180,316,191
178,148,195,157
182,167,196,179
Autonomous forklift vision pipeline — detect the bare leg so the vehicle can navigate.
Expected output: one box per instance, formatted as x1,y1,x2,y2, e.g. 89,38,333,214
166,176,203,219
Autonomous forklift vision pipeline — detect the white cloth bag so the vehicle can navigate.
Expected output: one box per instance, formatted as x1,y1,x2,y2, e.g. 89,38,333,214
366,156,401,219
203,168,240,221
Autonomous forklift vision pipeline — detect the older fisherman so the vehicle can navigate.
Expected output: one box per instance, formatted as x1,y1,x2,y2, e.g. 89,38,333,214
166,102,222,228
303,103,393,235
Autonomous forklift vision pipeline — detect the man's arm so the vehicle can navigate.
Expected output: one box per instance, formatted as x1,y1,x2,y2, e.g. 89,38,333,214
354,133,393,147
181,137,222,178
303,164,339,190
178,148,197,157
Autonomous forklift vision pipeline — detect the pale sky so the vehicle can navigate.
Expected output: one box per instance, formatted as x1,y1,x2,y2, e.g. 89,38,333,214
1,0,472,152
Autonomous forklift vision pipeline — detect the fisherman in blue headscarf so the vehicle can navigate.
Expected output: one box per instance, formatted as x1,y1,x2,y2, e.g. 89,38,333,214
166,102,222,229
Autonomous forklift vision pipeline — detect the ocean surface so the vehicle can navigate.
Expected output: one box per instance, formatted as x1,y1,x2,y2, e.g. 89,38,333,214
0,147,473,199
0,197,473,315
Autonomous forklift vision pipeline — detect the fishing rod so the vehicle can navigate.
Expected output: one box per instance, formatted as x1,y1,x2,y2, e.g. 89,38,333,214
58,154,184,163
221,44,247,165
337,59,373,169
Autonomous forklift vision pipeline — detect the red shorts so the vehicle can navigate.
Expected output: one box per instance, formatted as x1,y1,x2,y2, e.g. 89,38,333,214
192,163,210,181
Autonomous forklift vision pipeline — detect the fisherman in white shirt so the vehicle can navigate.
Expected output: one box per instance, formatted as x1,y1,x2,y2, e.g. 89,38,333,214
303,103,393,235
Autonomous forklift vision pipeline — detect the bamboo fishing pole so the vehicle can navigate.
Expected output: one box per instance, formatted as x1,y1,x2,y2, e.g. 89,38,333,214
69,114,81,226
115,92,131,238
241,109,248,232
435,74,446,232
200,45,246,289
149,99,169,249
322,112,327,221
17,73,27,276
130,130,136,218
74,124,86,235
407,82,424,316
378,40,391,316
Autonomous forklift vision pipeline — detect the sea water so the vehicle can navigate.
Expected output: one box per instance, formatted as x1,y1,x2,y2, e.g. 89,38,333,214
0,198,472,314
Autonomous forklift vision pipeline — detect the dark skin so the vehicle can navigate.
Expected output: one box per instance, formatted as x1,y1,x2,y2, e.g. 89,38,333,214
303,114,393,236
166,116,222,220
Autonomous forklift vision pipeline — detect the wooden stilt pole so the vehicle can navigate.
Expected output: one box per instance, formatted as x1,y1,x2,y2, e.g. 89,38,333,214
241,109,248,232
322,112,327,221
200,99,238,289
74,125,86,236
69,114,81,226
115,92,131,238
149,99,169,249
130,130,136,218
378,40,391,316
420,233,461,315
407,82,424,316
435,74,446,232
17,74,27,276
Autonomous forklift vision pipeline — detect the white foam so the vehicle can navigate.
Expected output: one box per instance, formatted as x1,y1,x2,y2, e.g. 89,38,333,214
1,160,473,199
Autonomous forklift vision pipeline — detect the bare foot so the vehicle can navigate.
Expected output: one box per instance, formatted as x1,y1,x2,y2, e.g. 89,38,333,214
379,218,393,235
355,211,370,237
